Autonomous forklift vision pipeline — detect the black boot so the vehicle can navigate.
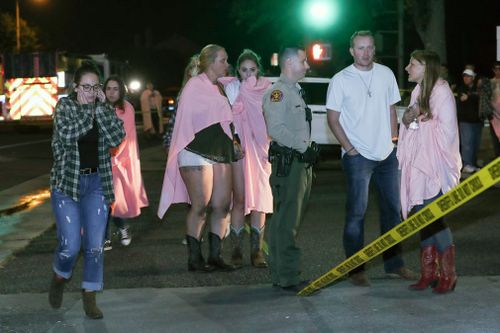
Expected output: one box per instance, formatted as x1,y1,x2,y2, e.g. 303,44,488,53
186,235,214,272
207,232,236,271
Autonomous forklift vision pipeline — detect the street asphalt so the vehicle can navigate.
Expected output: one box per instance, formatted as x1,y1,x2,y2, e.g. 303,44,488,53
0,136,499,332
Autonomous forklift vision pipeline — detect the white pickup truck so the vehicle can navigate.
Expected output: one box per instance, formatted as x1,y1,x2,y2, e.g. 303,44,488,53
265,77,406,146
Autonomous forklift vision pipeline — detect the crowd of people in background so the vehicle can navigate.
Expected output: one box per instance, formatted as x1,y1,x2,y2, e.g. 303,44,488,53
449,61,500,175
46,31,500,319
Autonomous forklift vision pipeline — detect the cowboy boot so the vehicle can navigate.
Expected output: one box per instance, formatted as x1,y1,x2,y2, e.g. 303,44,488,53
409,245,439,290
186,235,214,272
48,274,66,309
82,290,103,319
230,226,245,269
433,245,457,294
207,232,236,271
250,226,268,268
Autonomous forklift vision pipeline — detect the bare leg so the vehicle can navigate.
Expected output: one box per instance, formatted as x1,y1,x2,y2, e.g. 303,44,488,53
250,211,266,230
180,166,213,239
210,163,232,238
230,160,246,232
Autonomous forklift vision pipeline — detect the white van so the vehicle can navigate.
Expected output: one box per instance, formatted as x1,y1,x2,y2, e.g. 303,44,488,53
265,77,407,146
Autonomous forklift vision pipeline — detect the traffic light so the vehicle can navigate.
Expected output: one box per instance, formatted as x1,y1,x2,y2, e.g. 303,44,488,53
311,43,332,61
303,0,339,30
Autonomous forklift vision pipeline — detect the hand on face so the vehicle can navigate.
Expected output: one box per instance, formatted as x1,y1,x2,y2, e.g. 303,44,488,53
238,59,258,81
76,86,93,105
76,73,100,105
96,88,106,103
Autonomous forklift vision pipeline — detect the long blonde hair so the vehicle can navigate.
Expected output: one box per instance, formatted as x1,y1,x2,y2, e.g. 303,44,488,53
181,54,200,88
411,50,441,120
199,44,224,73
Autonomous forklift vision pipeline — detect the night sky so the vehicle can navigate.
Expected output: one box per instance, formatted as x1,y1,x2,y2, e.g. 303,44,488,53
1,0,499,93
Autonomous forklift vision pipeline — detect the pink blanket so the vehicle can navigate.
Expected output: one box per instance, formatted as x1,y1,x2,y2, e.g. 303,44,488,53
226,76,273,215
397,79,462,218
490,93,500,140
157,73,233,218
111,101,149,218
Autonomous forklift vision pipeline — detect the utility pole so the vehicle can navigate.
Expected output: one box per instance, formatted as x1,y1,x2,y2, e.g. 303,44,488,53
16,0,21,52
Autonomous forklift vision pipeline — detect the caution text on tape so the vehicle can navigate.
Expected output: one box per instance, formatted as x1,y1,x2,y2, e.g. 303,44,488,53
298,157,500,296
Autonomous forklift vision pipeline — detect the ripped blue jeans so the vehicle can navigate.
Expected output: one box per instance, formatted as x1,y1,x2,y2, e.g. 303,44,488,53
51,173,108,291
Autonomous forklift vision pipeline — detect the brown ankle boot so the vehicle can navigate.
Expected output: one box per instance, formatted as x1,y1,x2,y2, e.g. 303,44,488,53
48,274,66,309
82,290,103,319
433,245,457,294
250,227,268,268
409,245,439,290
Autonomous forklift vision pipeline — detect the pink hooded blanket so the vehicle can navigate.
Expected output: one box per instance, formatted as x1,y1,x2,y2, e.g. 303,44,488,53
222,76,273,215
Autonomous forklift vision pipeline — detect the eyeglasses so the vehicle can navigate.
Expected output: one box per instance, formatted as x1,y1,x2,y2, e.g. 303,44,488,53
80,84,102,92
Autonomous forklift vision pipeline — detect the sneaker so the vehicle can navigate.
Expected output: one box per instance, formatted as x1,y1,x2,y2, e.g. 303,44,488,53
103,239,112,251
119,227,131,246
386,267,419,280
462,165,479,173
349,272,370,287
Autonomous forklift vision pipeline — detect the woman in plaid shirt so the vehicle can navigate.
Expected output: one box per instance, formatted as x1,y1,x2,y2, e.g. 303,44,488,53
48,62,125,319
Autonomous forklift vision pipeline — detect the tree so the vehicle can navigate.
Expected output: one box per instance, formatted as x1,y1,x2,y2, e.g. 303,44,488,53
406,0,446,62
0,13,41,53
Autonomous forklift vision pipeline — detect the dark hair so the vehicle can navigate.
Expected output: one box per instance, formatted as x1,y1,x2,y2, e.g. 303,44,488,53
103,75,126,110
74,61,101,85
278,47,305,70
410,50,441,120
350,30,374,47
236,49,263,79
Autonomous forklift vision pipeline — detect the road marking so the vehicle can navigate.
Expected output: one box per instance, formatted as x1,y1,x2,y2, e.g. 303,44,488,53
0,139,50,150
298,156,500,296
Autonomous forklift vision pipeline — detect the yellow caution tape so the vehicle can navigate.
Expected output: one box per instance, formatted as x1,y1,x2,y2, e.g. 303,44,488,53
298,157,500,296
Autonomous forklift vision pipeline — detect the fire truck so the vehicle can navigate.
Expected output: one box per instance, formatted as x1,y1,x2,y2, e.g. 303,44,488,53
0,52,127,122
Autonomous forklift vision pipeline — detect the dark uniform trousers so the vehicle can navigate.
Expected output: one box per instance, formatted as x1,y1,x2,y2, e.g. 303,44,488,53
267,158,312,287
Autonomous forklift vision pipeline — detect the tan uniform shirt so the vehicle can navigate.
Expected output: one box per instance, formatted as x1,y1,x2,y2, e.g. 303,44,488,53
263,74,310,153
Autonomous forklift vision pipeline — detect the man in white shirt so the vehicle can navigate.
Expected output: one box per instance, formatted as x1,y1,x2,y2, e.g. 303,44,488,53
326,30,417,286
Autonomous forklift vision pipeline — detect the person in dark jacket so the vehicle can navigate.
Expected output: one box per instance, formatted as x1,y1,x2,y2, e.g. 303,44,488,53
456,68,482,174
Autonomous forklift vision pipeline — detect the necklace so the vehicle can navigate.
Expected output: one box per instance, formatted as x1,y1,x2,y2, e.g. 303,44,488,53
358,68,374,98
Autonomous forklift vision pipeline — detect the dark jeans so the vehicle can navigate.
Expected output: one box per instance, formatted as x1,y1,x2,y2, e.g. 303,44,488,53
341,148,404,274
409,192,453,252
459,122,482,166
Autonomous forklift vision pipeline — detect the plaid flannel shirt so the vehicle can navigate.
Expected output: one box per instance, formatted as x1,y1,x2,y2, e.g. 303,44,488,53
50,96,125,205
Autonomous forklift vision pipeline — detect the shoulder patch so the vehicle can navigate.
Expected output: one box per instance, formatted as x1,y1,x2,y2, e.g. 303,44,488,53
270,90,283,102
